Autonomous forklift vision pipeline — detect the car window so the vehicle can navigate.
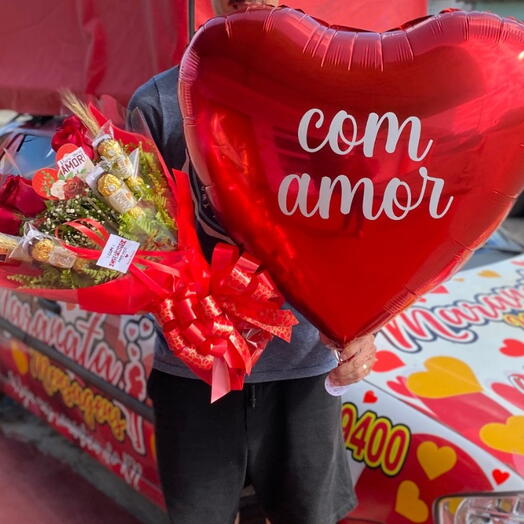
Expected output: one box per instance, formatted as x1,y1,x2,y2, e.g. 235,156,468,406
1,133,55,178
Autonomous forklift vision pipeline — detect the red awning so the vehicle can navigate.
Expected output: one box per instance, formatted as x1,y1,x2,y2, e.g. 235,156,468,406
195,0,428,32
0,0,189,115
0,0,427,115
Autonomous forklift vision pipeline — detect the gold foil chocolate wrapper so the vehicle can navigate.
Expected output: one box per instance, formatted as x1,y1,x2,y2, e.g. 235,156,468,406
30,239,54,263
97,173,143,215
72,257,91,272
97,173,122,197
97,138,124,161
0,234,21,257
125,176,146,194
31,239,77,269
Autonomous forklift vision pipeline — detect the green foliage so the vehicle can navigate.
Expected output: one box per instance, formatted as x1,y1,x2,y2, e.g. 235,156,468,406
8,264,119,289
137,147,178,234
37,191,120,247
11,141,177,291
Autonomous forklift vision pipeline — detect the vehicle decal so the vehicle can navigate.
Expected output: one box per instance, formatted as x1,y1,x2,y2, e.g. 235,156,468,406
342,402,411,476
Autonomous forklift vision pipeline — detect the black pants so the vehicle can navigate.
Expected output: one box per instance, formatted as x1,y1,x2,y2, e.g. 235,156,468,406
148,370,355,524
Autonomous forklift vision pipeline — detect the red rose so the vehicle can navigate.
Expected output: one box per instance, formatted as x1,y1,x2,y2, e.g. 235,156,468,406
0,207,23,235
63,176,87,199
51,115,94,159
0,175,45,216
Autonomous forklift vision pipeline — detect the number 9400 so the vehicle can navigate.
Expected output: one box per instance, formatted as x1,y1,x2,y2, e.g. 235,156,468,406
341,402,411,477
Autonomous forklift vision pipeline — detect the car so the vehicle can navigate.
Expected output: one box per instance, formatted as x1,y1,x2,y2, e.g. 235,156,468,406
0,116,523,523
0,115,163,505
341,252,524,523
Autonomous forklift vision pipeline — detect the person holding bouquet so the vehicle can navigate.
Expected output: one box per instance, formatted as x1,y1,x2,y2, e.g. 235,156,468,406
129,1,377,522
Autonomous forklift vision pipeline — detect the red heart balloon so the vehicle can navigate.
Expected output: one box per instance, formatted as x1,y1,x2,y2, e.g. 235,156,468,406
180,7,524,343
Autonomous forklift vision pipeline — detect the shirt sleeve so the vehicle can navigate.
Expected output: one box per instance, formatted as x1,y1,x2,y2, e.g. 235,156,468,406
127,80,164,152
127,73,187,171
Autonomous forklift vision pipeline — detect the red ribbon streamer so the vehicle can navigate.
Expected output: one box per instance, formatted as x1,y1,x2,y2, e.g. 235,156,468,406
57,218,182,298
55,212,297,402
155,243,298,401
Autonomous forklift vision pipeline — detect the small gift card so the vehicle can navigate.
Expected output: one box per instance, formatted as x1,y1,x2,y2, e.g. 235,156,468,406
96,234,140,273
32,168,60,200
56,144,94,180
32,144,94,200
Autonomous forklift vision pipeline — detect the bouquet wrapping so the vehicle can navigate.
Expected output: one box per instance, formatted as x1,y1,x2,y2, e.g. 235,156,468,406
0,98,297,401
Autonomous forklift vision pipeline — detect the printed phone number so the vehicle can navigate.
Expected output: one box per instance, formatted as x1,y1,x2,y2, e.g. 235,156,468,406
342,402,411,476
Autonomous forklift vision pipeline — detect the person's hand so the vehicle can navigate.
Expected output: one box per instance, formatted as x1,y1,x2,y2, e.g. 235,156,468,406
322,334,377,387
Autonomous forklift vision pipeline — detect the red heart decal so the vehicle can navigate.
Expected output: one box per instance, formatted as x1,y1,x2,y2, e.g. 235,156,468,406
492,469,510,485
387,376,415,398
499,339,524,357
140,318,153,335
430,285,449,294
126,325,138,341
372,350,405,372
180,8,524,342
55,143,80,162
32,168,59,200
363,390,378,403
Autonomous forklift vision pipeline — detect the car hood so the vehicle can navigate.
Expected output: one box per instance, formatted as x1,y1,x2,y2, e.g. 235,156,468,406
368,251,524,474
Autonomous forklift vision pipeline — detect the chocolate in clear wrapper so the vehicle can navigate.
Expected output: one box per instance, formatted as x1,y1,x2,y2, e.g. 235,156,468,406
0,233,22,261
96,173,143,217
96,135,134,178
30,238,77,269
14,226,90,271
97,147,146,195
94,134,123,161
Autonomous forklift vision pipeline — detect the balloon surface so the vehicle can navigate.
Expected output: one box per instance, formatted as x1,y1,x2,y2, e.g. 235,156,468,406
179,7,524,343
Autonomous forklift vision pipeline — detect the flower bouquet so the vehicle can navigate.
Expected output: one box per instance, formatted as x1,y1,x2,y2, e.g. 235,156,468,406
0,95,297,400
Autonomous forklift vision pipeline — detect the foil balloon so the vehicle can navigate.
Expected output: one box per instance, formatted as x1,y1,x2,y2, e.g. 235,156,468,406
179,7,524,344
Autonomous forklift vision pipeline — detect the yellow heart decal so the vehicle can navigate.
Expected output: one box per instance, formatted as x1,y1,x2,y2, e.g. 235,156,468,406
417,441,457,480
395,480,429,523
480,416,524,455
478,270,501,278
407,357,482,398
10,341,29,376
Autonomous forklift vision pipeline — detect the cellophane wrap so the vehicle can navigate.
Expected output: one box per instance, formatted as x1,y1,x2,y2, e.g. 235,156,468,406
0,105,297,400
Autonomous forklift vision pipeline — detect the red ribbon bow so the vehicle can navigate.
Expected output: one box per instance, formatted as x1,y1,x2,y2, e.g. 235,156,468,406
57,217,297,402
155,243,298,401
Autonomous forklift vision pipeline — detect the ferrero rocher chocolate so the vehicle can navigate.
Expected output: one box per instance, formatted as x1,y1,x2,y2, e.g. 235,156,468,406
96,173,143,216
30,238,54,263
97,138,124,161
0,233,21,257
97,138,135,181
126,207,145,220
125,176,145,194
72,257,91,272
97,173,121,197
30,239,77,269
110,154,134,180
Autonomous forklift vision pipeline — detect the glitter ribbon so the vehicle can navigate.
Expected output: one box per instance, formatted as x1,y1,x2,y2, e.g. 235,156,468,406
155,243,298,401
56,211,298,402
56,218,182,298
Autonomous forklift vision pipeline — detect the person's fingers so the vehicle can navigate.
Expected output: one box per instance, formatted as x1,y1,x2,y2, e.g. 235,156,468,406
330,359,373,386
338,334,376,362
328,352,377,386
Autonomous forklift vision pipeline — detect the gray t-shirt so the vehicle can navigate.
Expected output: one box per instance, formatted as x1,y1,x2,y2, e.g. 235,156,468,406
129,67,336,382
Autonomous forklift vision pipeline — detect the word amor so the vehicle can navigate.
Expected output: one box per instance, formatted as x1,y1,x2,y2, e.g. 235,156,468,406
277,109,453,220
